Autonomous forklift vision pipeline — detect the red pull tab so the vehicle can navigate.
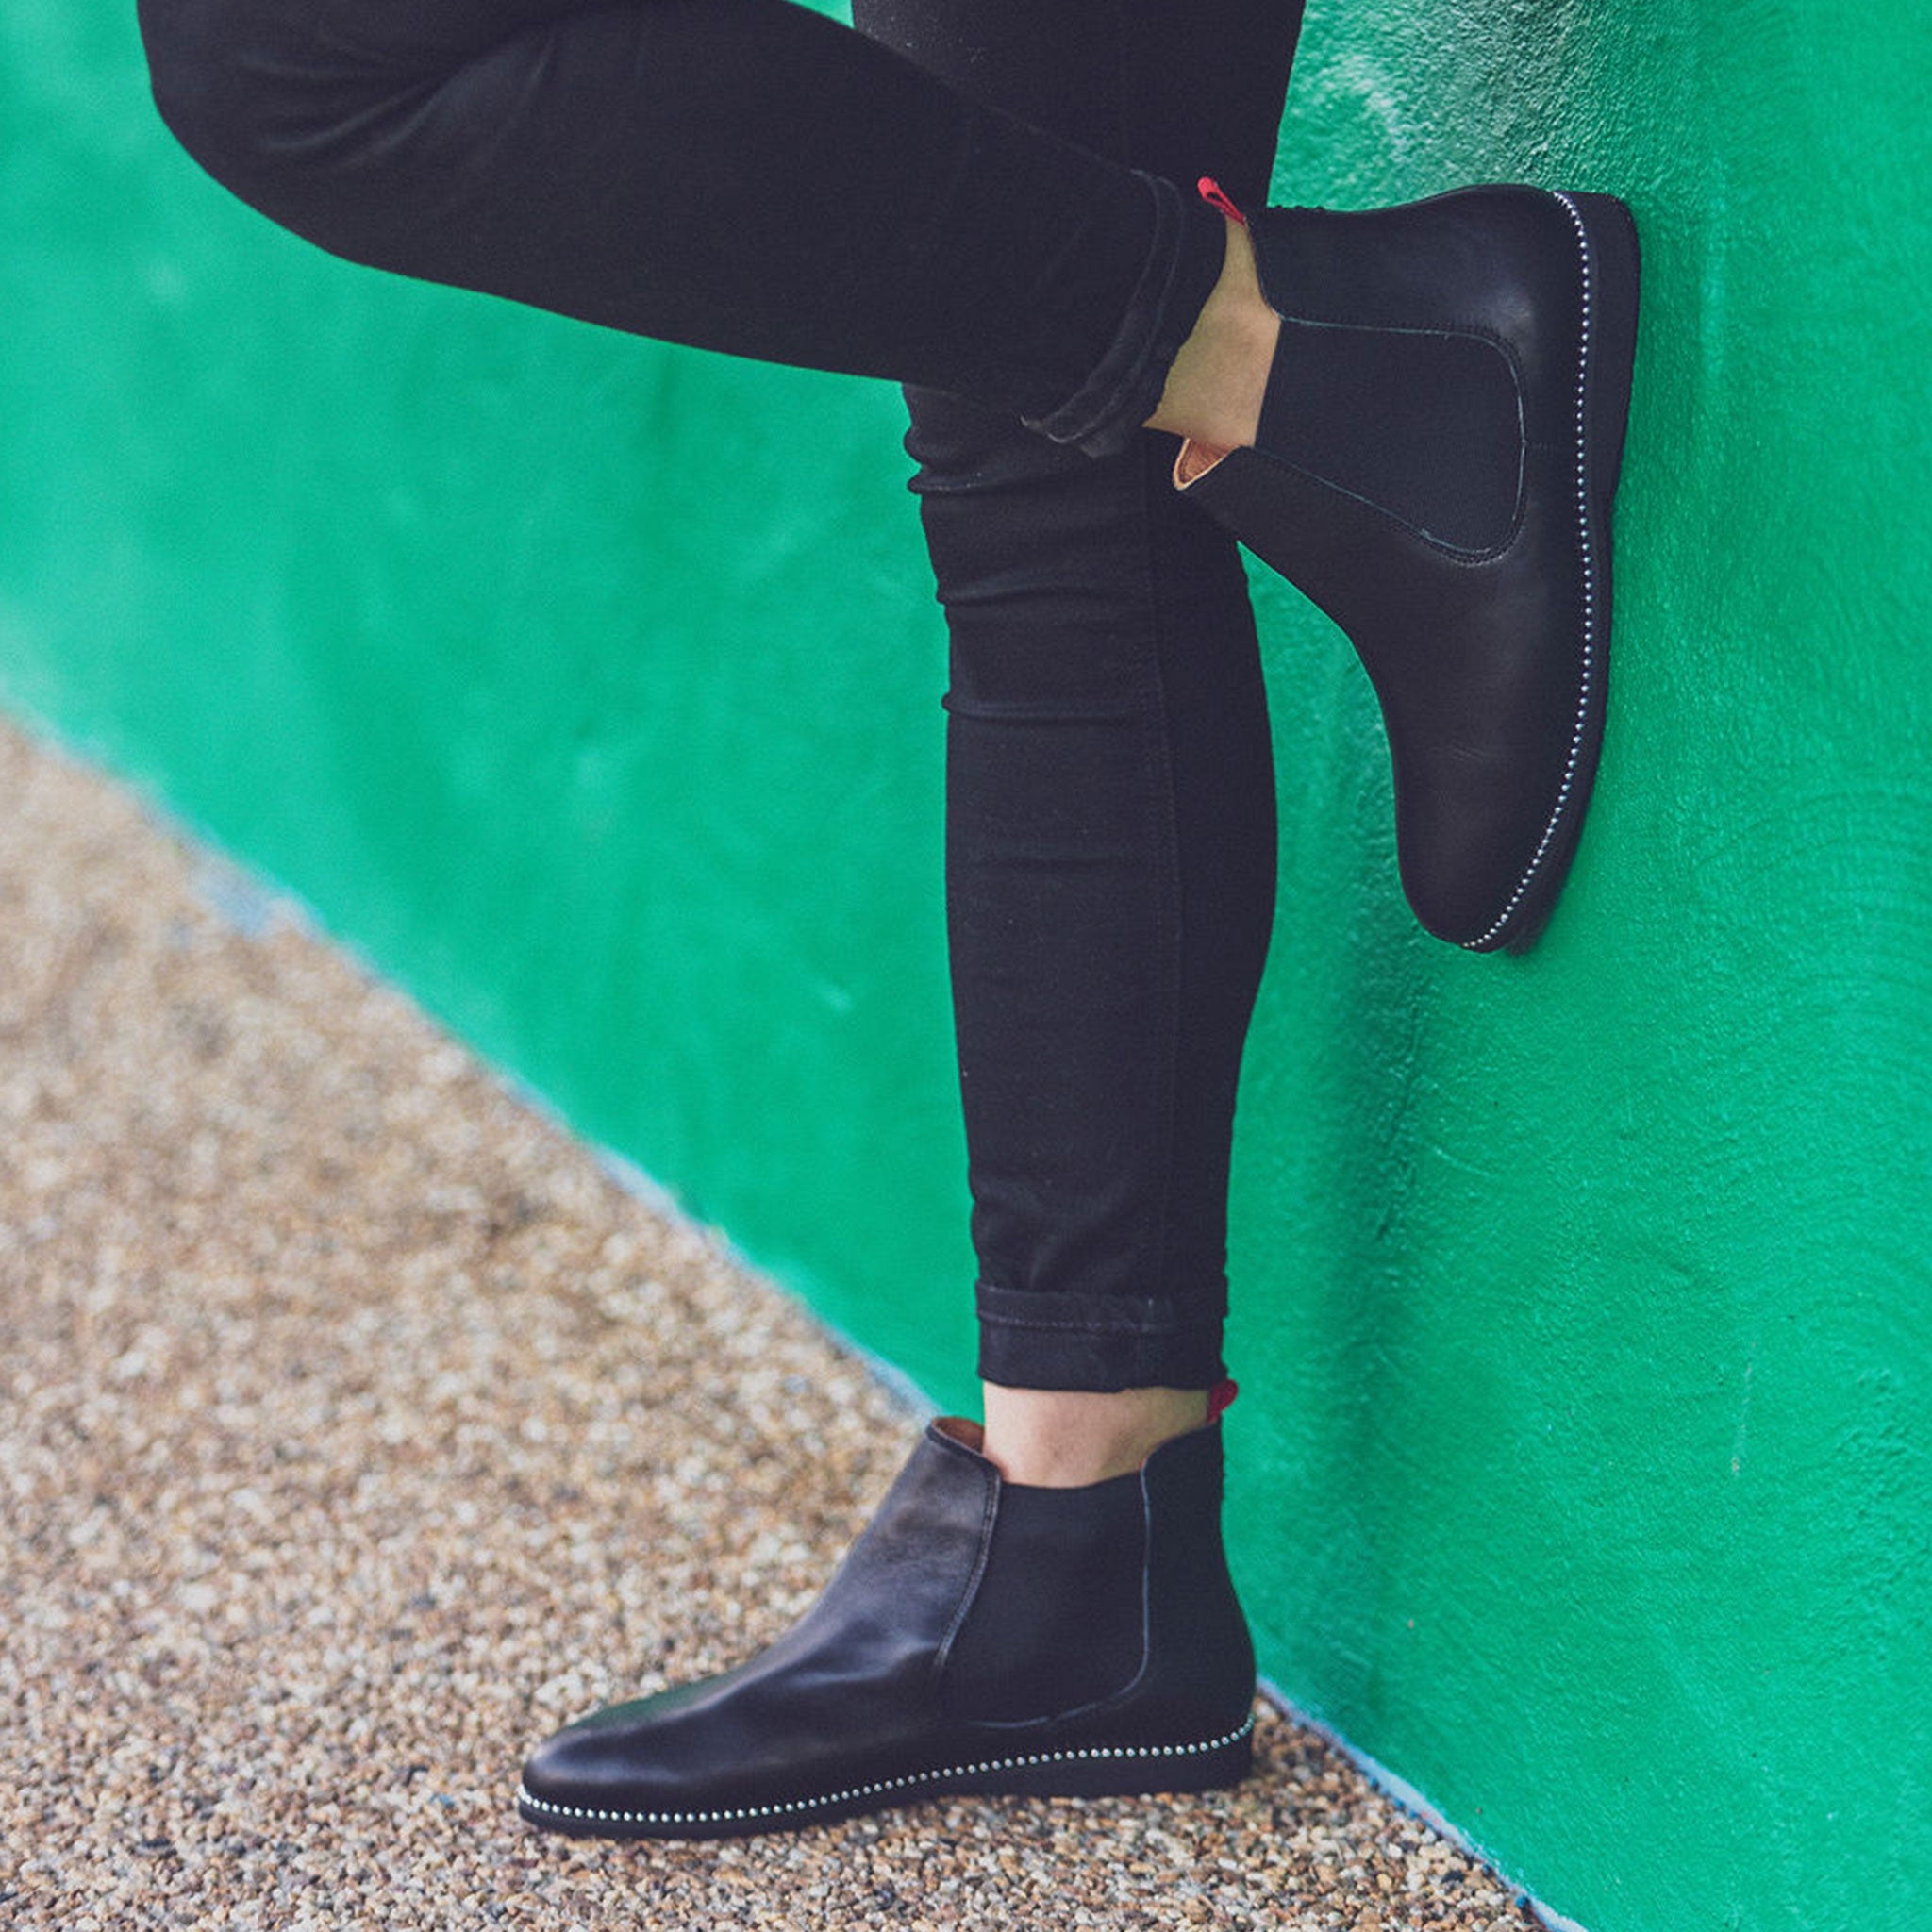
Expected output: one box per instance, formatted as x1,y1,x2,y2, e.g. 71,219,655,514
1208,1378,1240,1420
1197,176,1247,225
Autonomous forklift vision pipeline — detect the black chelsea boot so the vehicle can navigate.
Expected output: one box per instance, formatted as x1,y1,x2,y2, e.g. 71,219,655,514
517,1412,1255,1839
1177,183,1641,952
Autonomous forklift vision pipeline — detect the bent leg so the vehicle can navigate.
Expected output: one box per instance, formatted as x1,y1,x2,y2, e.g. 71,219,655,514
138,0,1210,430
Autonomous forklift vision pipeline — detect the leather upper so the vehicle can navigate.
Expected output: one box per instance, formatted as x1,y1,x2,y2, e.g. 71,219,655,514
519,1417,1254,1829
1180,187,1640,950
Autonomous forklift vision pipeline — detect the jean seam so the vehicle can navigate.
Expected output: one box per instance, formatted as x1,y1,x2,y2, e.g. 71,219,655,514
1130,462,1187,1328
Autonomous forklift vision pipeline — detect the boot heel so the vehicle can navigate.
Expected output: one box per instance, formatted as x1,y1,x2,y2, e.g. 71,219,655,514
957,1716,1257,1801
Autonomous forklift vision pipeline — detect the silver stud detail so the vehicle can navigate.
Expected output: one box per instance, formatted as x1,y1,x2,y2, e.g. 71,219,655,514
516,1713,1257,1830
1466,189,1601,951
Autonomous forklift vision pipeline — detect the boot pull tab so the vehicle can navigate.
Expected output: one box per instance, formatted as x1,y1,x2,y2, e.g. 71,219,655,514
1208,1378,1240,1420
1197,177,1247,226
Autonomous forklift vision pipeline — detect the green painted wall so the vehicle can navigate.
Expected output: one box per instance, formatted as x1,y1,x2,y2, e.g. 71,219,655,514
4,3,1927,1927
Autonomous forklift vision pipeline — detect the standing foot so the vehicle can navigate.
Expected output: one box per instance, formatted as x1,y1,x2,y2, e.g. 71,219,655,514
517,1411,1254,1839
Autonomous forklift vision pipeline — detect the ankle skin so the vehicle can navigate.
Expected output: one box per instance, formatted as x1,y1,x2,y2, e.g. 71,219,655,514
1143,214,1278,453
979,1384,1211,1486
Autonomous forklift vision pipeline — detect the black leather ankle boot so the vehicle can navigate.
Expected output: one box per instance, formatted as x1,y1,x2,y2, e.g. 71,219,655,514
1178,184,1641,952
516,1415,1255,1839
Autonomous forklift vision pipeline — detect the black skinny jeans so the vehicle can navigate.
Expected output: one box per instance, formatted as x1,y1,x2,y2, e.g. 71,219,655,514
140,0,1304,1391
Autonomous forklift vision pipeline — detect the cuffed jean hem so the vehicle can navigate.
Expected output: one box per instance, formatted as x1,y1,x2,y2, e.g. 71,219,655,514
1021,173,1228,458
974,1282,1228,1392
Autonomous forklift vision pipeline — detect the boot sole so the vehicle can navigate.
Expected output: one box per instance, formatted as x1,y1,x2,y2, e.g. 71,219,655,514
1491,188,1642,952
516,1712,1255,1840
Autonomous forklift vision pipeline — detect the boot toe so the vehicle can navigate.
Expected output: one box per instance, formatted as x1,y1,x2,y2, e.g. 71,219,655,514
518,1694,686,1832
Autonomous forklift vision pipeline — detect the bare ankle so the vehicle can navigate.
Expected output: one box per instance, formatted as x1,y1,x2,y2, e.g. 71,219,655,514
979,1384,1211,1488
1144,216,1278,450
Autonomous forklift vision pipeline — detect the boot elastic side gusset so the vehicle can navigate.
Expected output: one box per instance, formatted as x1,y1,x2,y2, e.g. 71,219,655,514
939,1468,1148,1724
1256,315,1525,554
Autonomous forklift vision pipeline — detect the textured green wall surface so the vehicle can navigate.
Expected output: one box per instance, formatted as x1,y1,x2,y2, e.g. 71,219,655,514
4,4,1929,1928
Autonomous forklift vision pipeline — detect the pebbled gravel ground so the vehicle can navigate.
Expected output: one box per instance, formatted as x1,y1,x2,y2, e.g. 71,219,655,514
0,714,1536,1930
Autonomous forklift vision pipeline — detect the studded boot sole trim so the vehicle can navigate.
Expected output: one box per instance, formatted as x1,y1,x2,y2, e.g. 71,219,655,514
1466,188,1634,953
516,1711,1256,1840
